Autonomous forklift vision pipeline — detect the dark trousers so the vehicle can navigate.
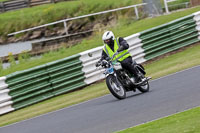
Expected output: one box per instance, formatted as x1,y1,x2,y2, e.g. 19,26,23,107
120,56,138,77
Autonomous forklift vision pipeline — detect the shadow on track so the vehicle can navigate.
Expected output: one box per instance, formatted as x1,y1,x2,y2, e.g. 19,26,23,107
94,90,153,107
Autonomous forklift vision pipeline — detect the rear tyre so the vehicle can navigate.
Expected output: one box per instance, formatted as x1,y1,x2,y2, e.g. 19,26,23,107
137,70,150,93
137,81,149,93
106,75,126,99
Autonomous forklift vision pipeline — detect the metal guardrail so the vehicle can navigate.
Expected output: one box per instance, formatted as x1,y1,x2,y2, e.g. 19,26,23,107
168,2,190,9
5,54,85,110
8,3,147,36
140,14,199,60
0,0,73,13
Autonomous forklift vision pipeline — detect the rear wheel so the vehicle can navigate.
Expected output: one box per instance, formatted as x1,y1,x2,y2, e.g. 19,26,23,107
137,81,149,93
106,75,126,99
137,71,150,93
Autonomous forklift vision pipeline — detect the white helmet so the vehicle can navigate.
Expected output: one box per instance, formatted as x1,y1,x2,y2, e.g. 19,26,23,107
102,31,115,45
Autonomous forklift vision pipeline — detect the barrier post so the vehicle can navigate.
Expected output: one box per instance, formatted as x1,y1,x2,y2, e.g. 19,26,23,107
51,0,55,3
27,0,31,7
64,21,68,35
0,2,5,12
134,6,139,19
164,0,169,14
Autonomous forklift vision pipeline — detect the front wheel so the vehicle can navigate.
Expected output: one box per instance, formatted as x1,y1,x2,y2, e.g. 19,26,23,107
106,75,126,99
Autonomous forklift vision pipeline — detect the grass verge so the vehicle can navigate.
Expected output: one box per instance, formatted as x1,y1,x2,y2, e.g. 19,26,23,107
117,107,200,133
0,42,200,127
0,0,189,36
0,0,141,36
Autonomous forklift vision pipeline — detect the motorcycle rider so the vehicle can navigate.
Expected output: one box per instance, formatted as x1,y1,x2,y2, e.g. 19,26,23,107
97,31,144,83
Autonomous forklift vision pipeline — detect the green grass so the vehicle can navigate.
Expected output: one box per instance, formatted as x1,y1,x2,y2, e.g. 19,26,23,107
0,0,141,36
0,42,200,127
1,5,200,76
0,0,191,37
118,106,200,133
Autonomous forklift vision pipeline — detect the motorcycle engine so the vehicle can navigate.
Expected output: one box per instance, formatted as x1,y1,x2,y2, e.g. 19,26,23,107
130,77,135,83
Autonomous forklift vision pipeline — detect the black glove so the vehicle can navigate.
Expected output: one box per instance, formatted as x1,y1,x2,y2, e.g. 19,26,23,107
117,45,124,52
105,57,111,61
95,60,101,67
101,60,108,68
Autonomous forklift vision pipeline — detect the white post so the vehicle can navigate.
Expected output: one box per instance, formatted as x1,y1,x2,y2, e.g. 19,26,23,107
164,0,169,14
63,21,68,35
185,2,189,8
134,6,139,19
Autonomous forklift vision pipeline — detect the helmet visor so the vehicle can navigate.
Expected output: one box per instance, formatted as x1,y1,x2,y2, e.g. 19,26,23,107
104,39,111,44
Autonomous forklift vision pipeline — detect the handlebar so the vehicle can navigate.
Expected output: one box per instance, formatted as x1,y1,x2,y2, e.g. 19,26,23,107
96,51,122,68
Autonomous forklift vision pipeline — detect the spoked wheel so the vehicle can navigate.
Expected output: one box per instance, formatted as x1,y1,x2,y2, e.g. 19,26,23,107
106,75,126,99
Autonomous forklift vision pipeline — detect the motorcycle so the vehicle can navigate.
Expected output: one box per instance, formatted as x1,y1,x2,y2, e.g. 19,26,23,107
96,52,151,99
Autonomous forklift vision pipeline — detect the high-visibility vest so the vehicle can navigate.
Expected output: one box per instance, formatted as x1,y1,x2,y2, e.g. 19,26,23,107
103,37,131,62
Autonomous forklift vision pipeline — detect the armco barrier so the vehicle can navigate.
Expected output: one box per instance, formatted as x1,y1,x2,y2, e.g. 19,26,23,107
125,33,146,63
80,47,103,85
0,0,73,13
0,77,8,90
193,11,200,40
140,14,199,60
46,54,86,96
6,64,53,110
1,11,200,115
0,77,14,115
3,54,85,111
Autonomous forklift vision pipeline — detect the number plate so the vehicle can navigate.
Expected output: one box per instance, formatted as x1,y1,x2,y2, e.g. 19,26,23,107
107,68,114,74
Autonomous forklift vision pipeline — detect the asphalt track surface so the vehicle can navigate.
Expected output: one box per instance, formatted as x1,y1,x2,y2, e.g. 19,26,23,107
1,66,200,133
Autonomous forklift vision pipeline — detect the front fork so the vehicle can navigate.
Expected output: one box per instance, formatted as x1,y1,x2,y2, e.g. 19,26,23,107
109,73,124,91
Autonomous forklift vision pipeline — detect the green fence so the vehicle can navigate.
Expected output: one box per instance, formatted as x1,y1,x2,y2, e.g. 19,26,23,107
6,64,53,109
140,15,199,60
47,54,86,96
6,54,86,110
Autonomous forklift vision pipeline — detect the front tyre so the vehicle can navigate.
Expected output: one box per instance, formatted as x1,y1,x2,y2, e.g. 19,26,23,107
106,75,126,100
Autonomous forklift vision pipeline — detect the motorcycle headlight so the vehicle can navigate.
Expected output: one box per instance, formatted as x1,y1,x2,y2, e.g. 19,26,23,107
113,63,122,70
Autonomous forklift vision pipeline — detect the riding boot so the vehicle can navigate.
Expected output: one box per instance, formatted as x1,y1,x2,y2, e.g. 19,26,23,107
120,57,142,83
130,62,141,83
